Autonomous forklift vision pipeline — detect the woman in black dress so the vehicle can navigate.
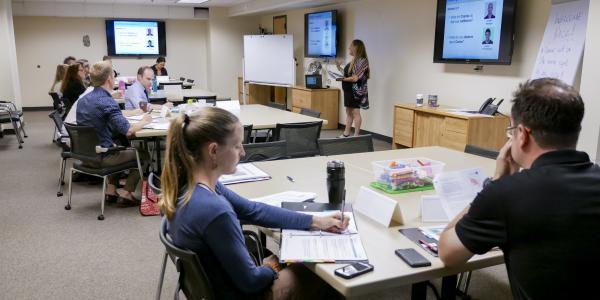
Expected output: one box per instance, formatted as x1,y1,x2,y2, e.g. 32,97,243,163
60,63,86,116
336,39,370,137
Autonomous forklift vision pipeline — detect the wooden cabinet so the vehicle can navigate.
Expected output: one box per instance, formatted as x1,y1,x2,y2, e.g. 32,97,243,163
393,104,510,151
237,77,273,105
291,87,339,130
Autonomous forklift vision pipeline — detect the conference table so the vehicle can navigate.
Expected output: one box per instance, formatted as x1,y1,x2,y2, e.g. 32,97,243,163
148,88,216,102
227,146,504,299
132,104,328,171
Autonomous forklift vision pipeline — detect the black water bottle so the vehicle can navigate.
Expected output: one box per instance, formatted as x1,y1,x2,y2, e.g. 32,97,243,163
327,160,345,205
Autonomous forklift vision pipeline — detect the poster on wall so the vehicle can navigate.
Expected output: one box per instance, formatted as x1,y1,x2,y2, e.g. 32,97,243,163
531,0,589,85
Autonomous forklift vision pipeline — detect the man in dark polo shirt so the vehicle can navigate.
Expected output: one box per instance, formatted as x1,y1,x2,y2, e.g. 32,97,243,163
439,78,600,299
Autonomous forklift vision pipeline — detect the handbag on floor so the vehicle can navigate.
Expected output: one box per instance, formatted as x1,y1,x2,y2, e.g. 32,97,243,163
140,180,161,216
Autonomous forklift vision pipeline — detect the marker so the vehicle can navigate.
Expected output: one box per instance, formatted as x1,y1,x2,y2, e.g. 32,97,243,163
286,176,295,182
418,239,438,254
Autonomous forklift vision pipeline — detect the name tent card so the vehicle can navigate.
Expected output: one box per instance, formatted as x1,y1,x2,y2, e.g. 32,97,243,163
353,186,404,227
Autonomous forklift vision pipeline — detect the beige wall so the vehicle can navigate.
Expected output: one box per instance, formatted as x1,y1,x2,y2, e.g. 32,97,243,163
580,0,600,160
207,7,260,99
0,0,21,108
260,0,556,139
13,16,208,107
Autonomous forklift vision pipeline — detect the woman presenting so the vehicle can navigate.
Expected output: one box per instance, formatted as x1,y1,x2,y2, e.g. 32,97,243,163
336,39,370,137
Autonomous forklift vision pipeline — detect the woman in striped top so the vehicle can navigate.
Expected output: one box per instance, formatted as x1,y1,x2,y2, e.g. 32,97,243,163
336,39,370,137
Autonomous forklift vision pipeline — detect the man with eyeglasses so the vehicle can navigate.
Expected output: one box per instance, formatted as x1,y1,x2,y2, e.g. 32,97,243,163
124,66,172,111
438,78,600,299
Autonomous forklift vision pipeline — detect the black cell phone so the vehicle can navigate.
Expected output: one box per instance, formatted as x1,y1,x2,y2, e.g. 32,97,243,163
395,248,431,268
334,262,374,279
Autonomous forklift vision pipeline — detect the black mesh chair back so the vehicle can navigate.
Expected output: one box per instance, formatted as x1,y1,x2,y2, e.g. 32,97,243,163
149,97,167,105
273,121,322,158
179,77,185,81
63,123,102,164
148,172,161,195
243,124,253,144
49,92,63,111
266,102,287,111
241,140,287,163
160,218,215,300
318,134,374,156
186,79,195,83
158,82,183,90
299,107,321,118
464,144,499,160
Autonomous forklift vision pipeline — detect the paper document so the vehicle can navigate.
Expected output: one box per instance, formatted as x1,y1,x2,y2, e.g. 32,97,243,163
421,168,487,222
250,191,316,208
218,163,270,185
441,110,494,118
127,114,162,121
284,211,358,236
327,70,343,79
280,210,368,263
143,122,170,130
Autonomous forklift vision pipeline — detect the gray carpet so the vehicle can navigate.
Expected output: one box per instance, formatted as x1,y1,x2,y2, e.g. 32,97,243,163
0,111,512,300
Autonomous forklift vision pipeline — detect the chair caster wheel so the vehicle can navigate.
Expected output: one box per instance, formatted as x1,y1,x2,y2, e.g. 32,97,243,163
98,215,104,220
18,145,22,149
65,204,71,210
24,135,28,138
57,192,63,197
61,181,65,185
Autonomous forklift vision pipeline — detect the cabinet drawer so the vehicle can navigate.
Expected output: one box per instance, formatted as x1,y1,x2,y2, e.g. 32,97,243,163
440,130,468,151
292,90,312,108
393,107,415,147
444,117,468,134
395,107,414,123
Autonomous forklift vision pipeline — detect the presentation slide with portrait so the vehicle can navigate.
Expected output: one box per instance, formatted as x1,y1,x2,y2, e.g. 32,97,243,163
114,21,159,55
306,11,336,57
442,0,504,60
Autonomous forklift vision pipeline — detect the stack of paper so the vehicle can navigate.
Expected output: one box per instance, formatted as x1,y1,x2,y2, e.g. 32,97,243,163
421,168,487,222
280,211,368,263
218,163,271,185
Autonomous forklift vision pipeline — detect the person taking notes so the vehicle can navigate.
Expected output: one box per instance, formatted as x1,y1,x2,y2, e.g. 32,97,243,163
160,108,348,299
124,66,172,111
439,78,600,299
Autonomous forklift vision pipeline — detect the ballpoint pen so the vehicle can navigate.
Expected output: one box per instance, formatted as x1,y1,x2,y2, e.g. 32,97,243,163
340,189,346,226
286,176,294,182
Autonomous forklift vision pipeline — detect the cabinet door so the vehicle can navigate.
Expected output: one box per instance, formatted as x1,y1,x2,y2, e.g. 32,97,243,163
440,117,468,151
394,107,415,147
292,89,312,108
414,112,444,147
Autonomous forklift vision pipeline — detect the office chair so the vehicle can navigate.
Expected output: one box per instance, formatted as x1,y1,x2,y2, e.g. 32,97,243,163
0,102,27,149
299,107,321,118
181,96,217,106
243,124,253,144
179,77,185,82
49,110,71,197
266,102,287,111
63,123,144,220
464,144,499,160
241,140,288,163
318,134,374,156
272,121,322,158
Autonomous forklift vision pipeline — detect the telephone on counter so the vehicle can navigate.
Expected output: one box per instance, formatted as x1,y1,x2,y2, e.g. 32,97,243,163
478,98,503,115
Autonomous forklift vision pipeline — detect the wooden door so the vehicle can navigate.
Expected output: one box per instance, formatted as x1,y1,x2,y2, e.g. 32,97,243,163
273,15,288,105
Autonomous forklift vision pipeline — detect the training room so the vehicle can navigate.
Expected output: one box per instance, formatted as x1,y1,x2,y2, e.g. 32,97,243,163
1,0,600,299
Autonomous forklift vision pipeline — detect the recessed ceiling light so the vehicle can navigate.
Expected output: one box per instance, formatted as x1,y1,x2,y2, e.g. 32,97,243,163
176,0,209,3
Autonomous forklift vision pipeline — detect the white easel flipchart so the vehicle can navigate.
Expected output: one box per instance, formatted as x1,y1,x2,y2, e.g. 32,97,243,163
531,0,589,85
242,35,295,104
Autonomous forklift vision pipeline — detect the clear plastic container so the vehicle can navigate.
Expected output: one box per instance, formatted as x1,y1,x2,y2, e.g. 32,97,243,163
371,157,445,192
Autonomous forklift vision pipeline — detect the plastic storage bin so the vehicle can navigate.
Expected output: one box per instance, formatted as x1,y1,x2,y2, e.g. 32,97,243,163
370,157,445,194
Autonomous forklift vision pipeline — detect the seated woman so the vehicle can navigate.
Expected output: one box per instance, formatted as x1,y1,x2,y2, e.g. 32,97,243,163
50,64,68,98
160,107,347,300
61,63,87,116
151,56,168,76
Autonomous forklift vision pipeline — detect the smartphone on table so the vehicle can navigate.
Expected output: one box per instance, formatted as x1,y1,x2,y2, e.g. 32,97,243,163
334,262,374,279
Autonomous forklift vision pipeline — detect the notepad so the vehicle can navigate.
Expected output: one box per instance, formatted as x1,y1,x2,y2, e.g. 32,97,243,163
279,209,368,263
250,191,316,207
218,163,271,185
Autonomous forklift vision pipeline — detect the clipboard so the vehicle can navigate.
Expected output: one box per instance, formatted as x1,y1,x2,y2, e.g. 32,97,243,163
399,228,439,257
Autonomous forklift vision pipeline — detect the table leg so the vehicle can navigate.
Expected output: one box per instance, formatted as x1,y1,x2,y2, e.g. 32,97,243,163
411,281,427,300
155,137,162,174
441,274,458,300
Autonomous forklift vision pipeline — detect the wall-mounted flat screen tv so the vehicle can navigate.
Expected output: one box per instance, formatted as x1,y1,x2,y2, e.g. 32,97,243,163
106,20,166,57
305,10,338,58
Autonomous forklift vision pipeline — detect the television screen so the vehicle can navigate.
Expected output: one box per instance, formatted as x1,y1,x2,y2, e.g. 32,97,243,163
433,0,517,64
305,10,337,58
106,20,166,57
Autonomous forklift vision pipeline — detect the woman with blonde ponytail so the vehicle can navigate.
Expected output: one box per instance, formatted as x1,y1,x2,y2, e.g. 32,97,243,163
159,107,347,300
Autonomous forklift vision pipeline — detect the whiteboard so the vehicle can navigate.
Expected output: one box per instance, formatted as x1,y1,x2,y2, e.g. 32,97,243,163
531,0,589,85
243,35,295,86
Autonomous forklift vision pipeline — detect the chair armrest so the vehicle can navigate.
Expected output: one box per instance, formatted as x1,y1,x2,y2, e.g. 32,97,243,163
95,145,127,154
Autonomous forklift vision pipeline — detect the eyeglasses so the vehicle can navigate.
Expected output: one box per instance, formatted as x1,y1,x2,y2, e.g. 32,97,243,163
505,125,516,138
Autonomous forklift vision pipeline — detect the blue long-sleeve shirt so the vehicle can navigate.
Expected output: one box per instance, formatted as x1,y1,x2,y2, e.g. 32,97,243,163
169,182,313,299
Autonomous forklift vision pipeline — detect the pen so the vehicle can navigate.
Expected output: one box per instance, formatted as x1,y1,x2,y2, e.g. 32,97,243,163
147,108,154,114
286,176,294,182
340,189,346,226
